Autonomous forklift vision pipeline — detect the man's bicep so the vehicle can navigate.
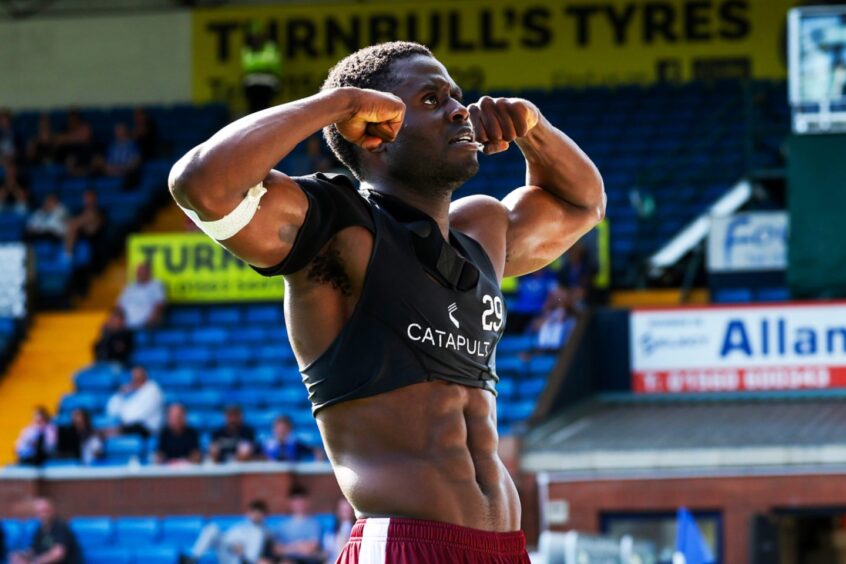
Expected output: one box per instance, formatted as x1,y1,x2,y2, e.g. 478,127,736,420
199,170,309,270
502,186,598,277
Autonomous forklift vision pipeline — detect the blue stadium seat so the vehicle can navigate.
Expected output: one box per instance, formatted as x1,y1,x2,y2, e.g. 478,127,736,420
1,520,22,551
528,355,557,375
114,516,161,547
203,367,238,388
497,335,534,354
154,368,197,390
74,365,121,392
191,327,229,344
238,366,279,387
85,547,133,564
757,287,790,302
179,347,213,365
161,515,205,547
154,328,191,346
133,545,178,564
496,377,516,399
713,288,753,303
186,410,225,432
172,389,224,410
104,435,145,463
214,345,253,365
244,305,283,324
168,308,204,326
230,389,266,408
263,388,304,408
132,346,172,367
208,515,243,532
518,377,548,398
256,344,293,363
243,410,278,430
497,356,527,374
59,392,106,413
69,516,114,548
230,326,269,343
207,307,242,325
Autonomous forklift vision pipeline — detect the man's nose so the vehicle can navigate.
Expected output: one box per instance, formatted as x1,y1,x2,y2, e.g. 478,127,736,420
448,100,469,123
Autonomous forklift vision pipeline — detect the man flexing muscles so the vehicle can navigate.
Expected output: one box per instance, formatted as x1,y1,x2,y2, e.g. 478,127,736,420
170,42,604,563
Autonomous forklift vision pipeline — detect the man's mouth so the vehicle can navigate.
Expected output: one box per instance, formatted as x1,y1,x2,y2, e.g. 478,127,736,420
449,129,482,150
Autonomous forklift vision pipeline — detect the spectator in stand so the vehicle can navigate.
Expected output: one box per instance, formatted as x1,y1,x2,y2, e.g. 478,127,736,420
263,415,321,462
10,497,82,564
14,406,57,466
105,365,164,438
95,122,141,186
117,262,166,329
322,498,355,564
210,405,256,463
524,286,579,356
508,267,559,333
56,408,103,465
0,109,19,161
63,188,105,257
26,114,57,166
92,307,133,365
25,193,68,242
0,160,29,214
266,485,323,564
182,499,270,564
241,23,281,114
155,403,201,465
55,109,95,177
131,107,159,160
556,242,595,308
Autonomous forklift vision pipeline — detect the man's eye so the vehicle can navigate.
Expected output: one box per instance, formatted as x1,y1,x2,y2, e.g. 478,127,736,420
423,95,438,107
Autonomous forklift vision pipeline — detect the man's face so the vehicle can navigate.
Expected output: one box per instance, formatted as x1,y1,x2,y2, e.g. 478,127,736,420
369,55,479,196
225,408,242,427
131,367,147,387
168,405,185,429
247,509,265,525
136,263,151,283
33,499,54,523
274,420,291,440
289,494,309,516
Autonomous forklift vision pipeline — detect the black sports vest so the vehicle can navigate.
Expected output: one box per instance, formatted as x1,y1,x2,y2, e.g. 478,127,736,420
254,173,506,414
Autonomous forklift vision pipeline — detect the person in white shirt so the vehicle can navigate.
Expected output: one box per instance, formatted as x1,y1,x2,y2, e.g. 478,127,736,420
117,262,166,329
106,366,164,437
184,499,270,564
25,193,68,241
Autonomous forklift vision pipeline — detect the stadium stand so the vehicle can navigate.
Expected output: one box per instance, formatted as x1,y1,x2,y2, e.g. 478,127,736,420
2,104,228,306
44,303,559,467
1,512,337,564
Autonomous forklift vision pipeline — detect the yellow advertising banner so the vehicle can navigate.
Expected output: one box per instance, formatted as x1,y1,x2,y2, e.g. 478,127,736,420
127,233,284,303
192,0,799,107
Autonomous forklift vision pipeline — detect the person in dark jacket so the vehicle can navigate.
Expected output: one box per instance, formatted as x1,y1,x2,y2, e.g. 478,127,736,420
10,497,82,564
57,408,103,464
93,308,133,365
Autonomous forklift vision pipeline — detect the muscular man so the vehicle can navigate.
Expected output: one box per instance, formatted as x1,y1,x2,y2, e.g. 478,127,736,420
170,42,604,563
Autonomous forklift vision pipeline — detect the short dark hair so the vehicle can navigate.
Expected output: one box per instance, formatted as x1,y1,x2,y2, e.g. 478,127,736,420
321,41,433,179
248,499,268,513
289,484,309,498
274,415,292,427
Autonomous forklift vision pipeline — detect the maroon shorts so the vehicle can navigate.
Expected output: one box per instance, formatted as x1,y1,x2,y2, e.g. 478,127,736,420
336,518,530,563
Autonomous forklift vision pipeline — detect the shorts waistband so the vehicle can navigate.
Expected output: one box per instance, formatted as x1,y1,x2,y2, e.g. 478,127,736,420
349,518,526,555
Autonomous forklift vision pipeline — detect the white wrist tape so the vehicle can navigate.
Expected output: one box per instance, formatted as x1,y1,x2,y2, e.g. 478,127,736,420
178,183,267,241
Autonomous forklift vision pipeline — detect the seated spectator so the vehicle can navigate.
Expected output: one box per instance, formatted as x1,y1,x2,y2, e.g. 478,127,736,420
26,114,57,166
0,160,29,214
525,286,579,355
155,403,201,465
210,406,256,463
322,498,355,564
57,408,103,465
266,485,323,564
25,193,68,242
94,123,140,185
93,307,133,365
55,109,95,177
131,107,158,160
263,416,321,462
0,110,20,161
556,242,596,308
14,406,57,466
117,262,166,329
181,499,270,564
64,189,105,257
106,366,164,438
508,267,559,333
10,497,81,564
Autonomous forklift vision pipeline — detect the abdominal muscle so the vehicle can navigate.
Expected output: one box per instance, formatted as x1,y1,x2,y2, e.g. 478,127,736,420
315,380,522,532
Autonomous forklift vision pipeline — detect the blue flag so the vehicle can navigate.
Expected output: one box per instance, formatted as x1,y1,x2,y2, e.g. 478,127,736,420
674,507,714,564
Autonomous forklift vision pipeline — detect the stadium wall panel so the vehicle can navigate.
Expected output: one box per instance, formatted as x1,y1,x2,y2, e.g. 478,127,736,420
0,12,192,109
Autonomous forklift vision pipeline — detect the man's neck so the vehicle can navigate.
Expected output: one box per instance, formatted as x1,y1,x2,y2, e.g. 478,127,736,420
363,179,452,239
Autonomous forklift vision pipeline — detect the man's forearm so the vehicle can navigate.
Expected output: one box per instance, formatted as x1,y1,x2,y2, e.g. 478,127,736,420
515,115,605,215
170,88,357,210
